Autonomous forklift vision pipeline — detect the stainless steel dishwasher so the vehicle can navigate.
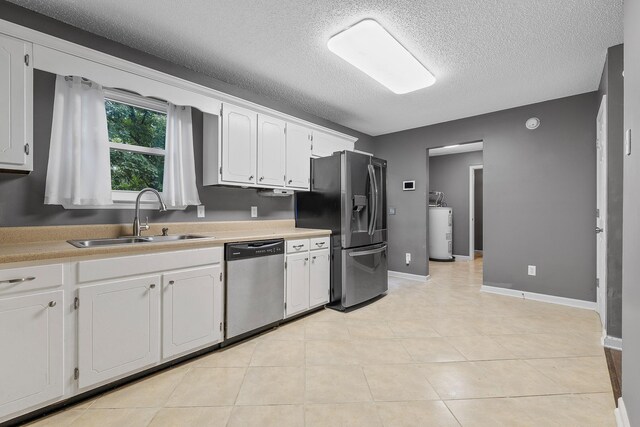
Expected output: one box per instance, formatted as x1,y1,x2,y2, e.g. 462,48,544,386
225,239,285,339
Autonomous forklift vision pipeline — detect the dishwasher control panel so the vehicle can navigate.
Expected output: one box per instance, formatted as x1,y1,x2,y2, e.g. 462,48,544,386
225,239,285,261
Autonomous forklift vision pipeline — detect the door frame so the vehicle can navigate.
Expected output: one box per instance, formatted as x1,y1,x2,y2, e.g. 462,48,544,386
469,165,484,261
596,95,608,330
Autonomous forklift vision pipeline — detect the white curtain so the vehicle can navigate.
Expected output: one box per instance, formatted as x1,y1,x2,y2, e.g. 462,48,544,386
162,103,201,208
44,75,113,206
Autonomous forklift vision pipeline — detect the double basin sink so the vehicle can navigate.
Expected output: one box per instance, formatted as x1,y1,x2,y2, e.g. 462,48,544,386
68,234,208,248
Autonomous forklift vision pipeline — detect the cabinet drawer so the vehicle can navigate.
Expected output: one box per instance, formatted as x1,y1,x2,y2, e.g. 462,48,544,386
77,247,222,283
0,263,64,296
286,239,309,253
310,237,330,251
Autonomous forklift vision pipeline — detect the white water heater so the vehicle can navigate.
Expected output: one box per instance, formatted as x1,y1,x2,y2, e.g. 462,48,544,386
429,207,454,261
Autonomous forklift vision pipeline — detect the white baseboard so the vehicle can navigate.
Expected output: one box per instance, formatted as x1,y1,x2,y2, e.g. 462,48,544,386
388,271,431,282
453,255,472,261
480,285,597,311
615,397,630,427
603,335,623,351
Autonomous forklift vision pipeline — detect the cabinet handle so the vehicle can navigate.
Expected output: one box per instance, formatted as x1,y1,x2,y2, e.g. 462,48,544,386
288,180,293,184
259,176,264,181
315,242,325,247
0,276,35,285
249,175,254,180
293,244,304,250
48,301,56,308
149,284,156,289
169,280,175,285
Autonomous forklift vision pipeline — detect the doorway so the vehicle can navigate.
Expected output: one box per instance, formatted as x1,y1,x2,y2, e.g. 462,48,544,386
596,96,608,331
428,142,483,262
469,165,484,261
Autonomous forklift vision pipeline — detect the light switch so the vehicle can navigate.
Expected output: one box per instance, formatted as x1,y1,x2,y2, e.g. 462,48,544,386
389,207,396,215
197,205,205,218
251,206,258,218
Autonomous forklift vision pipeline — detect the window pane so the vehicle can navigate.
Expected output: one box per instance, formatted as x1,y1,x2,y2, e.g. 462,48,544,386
110,149,164,192
105,99,167,149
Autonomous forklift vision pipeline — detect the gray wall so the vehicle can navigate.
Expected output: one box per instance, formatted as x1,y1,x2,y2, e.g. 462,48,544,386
428,150,483,257
474,169,483,251
622,0,640,421
597,44,624,339
0,1,374,226
374,92,598,302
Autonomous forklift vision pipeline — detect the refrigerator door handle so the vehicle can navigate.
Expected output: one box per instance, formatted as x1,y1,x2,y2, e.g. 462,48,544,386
367,164,378,235
348,245,387,257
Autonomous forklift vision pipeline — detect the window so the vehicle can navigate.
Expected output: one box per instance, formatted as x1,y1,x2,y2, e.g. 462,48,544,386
104,89,168,200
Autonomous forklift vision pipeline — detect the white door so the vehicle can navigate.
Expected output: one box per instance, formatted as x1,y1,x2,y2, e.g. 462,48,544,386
285,123,311,190
596,96,608,330
78,275,161,389
222,104,256,185
309,249,330,308
162,265,223,359
257,115,286,187
285,252,310,317
0,33,32,171
0,291,63,419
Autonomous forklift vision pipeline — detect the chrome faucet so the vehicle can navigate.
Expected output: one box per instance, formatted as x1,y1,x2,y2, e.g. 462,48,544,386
133,188,167,237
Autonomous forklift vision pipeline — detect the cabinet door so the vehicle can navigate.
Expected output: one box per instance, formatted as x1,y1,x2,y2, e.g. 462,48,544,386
221,104,257,185
285,123,311,190
0,33,32,171
311,131,354,158
162,265,223,359
0,291,63,419
309,249,330,308
257,115,286,187
78,275,160,389
285,252,310,317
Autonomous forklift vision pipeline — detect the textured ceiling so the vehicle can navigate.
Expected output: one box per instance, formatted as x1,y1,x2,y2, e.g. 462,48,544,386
8,0,623,136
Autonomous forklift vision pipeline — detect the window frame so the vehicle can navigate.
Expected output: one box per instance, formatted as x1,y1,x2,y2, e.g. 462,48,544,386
104,88,169,208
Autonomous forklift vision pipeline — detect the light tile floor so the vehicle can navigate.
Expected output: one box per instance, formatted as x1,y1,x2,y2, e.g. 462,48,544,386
30,258,615,426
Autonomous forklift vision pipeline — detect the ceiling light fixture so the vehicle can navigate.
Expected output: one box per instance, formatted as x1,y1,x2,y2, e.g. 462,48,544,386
327,19,435,94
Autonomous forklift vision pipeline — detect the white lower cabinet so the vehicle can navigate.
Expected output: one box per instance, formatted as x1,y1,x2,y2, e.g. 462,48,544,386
78,275,161,389
0,291,63,419
285,252,310,317
285,239,330,317
309,248,330,308
162,265,224,359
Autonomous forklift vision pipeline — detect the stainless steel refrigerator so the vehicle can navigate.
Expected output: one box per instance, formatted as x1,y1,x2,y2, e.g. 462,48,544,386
296,151,388,310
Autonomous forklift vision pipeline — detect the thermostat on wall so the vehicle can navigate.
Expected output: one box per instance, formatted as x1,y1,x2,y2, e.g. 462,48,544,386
403,181,416,191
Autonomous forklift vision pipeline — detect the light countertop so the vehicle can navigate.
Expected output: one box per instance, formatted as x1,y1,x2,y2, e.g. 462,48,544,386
0,220,330,265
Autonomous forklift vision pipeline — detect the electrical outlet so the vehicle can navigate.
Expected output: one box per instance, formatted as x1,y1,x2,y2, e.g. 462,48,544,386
251,206,258,218
406,253,411,265
197,205,205,218
389,207,396,215
528,265,537,276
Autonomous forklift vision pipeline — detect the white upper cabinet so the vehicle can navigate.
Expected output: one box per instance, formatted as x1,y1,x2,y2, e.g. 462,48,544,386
257,114,286,187
311,130,355,158
0,33,32,172
78,275,161,389
0,291,63,419
285,122,312,190
221,104,257,185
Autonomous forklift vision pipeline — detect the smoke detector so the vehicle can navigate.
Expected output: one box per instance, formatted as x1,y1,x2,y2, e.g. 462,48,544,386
525,117,540,130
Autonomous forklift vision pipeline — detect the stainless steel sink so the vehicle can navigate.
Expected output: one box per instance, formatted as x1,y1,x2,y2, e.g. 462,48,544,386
68,235,207,248
67,237,151,248
144,235,207,242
